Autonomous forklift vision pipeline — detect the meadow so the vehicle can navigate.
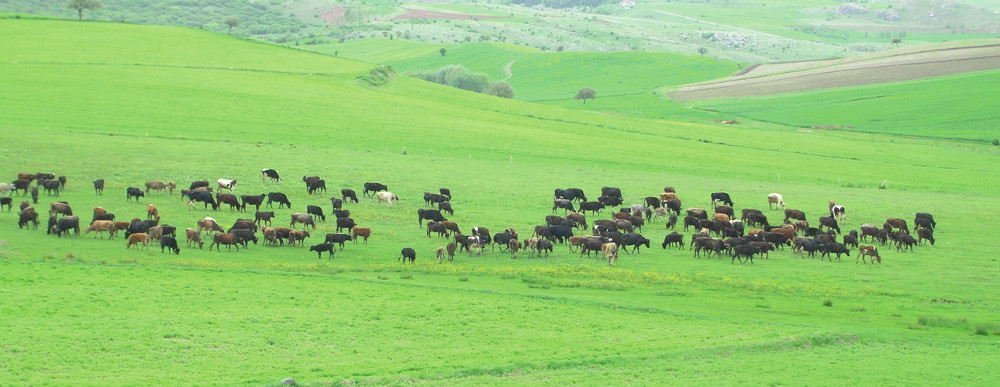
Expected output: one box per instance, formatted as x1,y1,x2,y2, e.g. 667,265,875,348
1,18,999,385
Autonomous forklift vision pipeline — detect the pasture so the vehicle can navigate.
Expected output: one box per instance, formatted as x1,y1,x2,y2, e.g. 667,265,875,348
1,19,999,385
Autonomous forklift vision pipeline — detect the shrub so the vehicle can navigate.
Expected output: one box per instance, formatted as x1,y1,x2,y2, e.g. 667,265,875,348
486,81,515,99
822,299,833,307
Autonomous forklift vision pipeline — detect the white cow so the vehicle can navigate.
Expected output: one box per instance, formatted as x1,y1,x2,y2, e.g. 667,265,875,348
217,178,237,192
767,193,785,210
376,191,399,207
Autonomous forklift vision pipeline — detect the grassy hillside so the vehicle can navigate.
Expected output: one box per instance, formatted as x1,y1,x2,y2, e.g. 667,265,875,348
1,19,999,385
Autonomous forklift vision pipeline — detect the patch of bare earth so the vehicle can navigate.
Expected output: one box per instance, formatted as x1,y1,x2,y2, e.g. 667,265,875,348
669,43,1000,101
393,8,506,20
321,6,345,25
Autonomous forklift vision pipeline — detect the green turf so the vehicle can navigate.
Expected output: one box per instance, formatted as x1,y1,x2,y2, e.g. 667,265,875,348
1,18,998,385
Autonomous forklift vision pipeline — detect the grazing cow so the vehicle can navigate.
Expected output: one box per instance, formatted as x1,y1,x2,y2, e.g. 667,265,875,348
794,239,821,258
189,180,210,190
125,219,155,238
310,243,335,259
446,242,457,261
761,232,791,249
767,193,785,210
829,202,846,221
40,180,60,197
114,221,129,234
535,239,554,257
442,221,461,235
333,210,351,219
711,192,733,207
435,246,447,262
197,217,224,235
438,202,453,216
145,181,169,194
127,233,150,249
914,213,936,230
885,218,909,234
323,233,352,250
565,212,587,229
547,225,574,243
842,234,859,248
209,233,244,251
287,229,311,247
917,228,935,246
147,204,159,221
262,168,281,183
400,247,416,263
423,192,450,206
507,240,522,259
552,199,575,213
602,242,619,266
302,176,321,189
598,195,623,207
147,226,164,241
784,209,806,223
682,215,701,231
492,232,517,252
620,233,650,254
306,205,326,222
352,227,371,244
578,201,605,215
820,242,850,261
694,238,726,258
376,191,399,206
661,199,682,216
50,216,80,237
336,217,356,233
49,202,73,217
187,190,219,210
896,234,917,252
858,245,881,264
913,217,934,231
418,209,446,226
364,182,388,198
731,244,760,264
241,194,266,211
266,192,291,209
860,224,881,242
126,187,145,202
160,236,180,254
84,220,117,239
341,189,359,204
664,214,678,230
661,232,684,249
12,179,31,196
659,192,679,203
290,213,316,229
308,179,327,195
255,211,274,227
747,213,770,228
818,216,840,234
328,197,343,213
601,186,622,198
31,186,39,204
686,208,708,220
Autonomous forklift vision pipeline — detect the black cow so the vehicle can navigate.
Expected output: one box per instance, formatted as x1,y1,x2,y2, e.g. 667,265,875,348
189,180,210,190
400,247,416,263
267,192,291,209
308,179,327,195
663,199,681,215
126,187,145,202
324,233,352,250
51,215,80,237
125,219,153,238
363,182,388,197
547,225,574,243
492,232,517,251
731,244,759,264
57,175,67,190
914,213,936,230
598,195,623,207
438,202,454,216
93,179,104,195
555,188,586,202
241,194,266,211
333,210,351,219
418,209,446,226
601,186,622,198
621,233,650,254
0,197,11,211
643,196,660,209
578,201,605,215
160,236,181,254
310,243,336,259
336,217,356,233
229,229,258,248
794,239,821,258
41,180,60,196
187,190,219,210
552,199,575,213
261,168,281,183
820,242,850,261
306,205,326,222
682,215,700,231
711,192,733,207
342,189,359,203
423,192,450,206
330,197,343,212
661,231,684,249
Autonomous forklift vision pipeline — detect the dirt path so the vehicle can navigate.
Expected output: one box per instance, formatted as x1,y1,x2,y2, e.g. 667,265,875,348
500,56,523,81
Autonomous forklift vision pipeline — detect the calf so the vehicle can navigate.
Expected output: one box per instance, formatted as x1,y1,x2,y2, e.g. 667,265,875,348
427,222,449,238
858,245,881,264
306,205,326,222
126,187,145,202
160,236,180,254
127,233,149,249
446,242,457,261
438,202,454,216
917,228,935,246
352,227,372,244
442,221,461,235
341,189,359,204
508,240,522,259
310,243,336,259
324,233,352,250
147,204,159,221
376,191,399,206
197,217,224,235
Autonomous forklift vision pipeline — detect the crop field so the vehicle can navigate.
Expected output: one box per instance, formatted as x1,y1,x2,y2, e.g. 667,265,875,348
1,18,1000,385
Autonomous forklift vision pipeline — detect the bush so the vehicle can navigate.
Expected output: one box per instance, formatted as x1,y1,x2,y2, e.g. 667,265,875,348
486,81,515,99
822,299,833,307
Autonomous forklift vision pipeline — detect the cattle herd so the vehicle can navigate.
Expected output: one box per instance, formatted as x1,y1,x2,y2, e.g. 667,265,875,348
4,169,938,267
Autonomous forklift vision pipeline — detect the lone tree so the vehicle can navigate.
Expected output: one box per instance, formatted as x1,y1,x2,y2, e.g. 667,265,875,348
66,0,102,20
698,47,708,56
891,38,901,48
574,88,596,104
224,16,239,35
439,48,447,56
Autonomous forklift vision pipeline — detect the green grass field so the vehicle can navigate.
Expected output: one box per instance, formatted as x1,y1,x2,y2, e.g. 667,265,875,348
1,18,999,385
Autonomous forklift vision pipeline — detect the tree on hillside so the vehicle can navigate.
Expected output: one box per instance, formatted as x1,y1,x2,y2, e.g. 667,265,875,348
575,88,596,104
225,16,239,35
486,81,515,99
66,0,102,20
439,48,447,56
891,38,901,48
698,47,708,56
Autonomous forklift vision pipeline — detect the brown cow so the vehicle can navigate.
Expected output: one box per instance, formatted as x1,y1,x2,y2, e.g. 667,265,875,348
209,232,243,251
659,192,678,202
858,245,881,264
602,242,619,266
446,242,457,261
509,239,522,259
714,205,734,220
145,181,169,194
436,246,446,263
85,220,117,239
147,204,160,221
288,229,310,246
784,209,806,223
442,221,461,235
127,233,149,249
885,218,909,234
50,202,73,217
712,213,730,223
351,227,371,244
185,228,204,248
197,217,224,235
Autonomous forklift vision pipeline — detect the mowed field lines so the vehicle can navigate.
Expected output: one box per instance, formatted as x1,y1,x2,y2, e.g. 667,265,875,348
1,18,999,385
